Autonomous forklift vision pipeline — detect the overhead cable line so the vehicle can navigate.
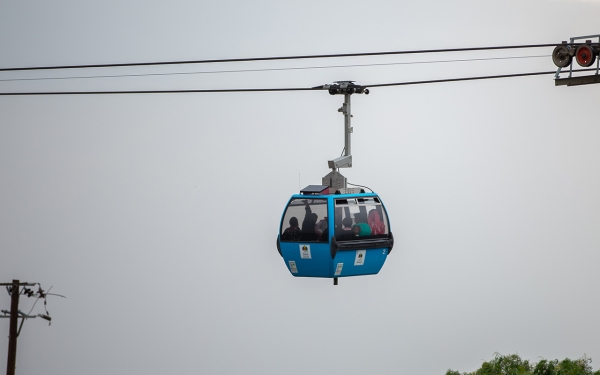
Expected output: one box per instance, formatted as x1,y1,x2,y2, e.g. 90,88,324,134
2,68,596,96
0,87,317,95
0,55,549,82
366,70,552,87
0,43,558,72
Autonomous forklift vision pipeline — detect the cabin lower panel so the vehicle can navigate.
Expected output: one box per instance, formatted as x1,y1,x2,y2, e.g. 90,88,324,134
281,242,333,277
281,242,388,278
332,248,388,277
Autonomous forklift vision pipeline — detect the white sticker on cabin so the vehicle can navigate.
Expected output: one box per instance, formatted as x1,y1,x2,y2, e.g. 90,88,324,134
289,261,298,274
354,250,366,266
299,244,311,259
334,263,343,276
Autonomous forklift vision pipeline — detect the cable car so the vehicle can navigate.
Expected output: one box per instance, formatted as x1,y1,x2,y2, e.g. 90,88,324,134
275,81,395,285
277,185,394,284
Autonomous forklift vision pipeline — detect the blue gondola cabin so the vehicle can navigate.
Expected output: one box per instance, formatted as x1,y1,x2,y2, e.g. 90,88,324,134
277,185,394,283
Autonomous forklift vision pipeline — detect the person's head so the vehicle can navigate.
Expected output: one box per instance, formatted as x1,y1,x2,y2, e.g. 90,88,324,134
368,210,380,221
311,213,318,221
289,217,298,228
342,217,353,228
352,225,361,236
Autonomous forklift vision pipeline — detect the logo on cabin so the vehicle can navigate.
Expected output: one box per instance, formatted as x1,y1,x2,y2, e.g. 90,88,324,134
299,244,311,259
354,250,366,266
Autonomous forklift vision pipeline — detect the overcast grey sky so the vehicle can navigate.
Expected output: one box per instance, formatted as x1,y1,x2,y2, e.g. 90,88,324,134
1,1,600,374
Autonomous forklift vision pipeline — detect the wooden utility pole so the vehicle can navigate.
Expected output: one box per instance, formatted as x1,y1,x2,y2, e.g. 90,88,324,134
1,280,58,375
1,280,43,375
6,279,20,375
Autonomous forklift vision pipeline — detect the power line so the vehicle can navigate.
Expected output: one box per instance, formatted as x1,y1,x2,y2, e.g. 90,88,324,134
0,43,558,72
0,87,318,95
366,70,555,87
0,55,549,83
0,68,595,96
364,68,597,87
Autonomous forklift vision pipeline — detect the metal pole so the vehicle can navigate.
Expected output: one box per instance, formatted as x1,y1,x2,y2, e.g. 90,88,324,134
6,280,19,375
569,37,574,78
596,36,599,76
344,93,351,157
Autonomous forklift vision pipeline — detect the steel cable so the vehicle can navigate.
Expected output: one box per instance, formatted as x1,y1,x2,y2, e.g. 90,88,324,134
0,68,596,96
0,43,559,72
0,55,549,82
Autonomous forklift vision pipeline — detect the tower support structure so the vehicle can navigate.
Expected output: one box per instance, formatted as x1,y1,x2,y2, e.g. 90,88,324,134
321,81,369,190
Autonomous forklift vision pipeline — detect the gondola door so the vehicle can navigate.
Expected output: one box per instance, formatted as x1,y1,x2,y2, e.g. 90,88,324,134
279,197,333,278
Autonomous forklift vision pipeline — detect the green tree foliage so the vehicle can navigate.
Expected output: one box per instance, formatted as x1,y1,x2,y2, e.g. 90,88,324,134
446,354,600,375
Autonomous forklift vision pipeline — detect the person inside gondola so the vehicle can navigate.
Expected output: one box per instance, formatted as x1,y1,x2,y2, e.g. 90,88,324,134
301,201,319,241
353,213,372,237
319,225,329,242
368,209,385,235
315,216,327,235
342,217,353,232
315,216,328,242
282,217,302,241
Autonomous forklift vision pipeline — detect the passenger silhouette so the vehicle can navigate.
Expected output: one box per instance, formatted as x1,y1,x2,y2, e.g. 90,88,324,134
301,201,319,241
282,216,302,241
